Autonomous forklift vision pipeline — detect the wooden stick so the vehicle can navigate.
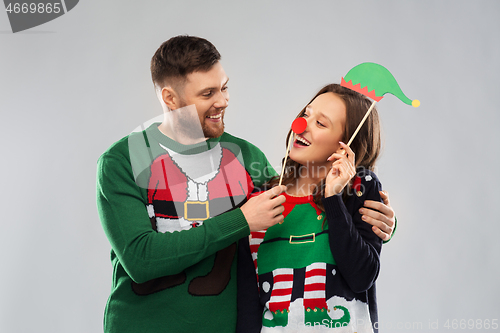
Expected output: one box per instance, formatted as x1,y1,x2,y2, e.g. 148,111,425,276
346,100,377,147
278,134,294,186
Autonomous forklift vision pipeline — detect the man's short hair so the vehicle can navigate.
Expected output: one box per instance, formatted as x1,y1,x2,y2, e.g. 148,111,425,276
150,35,221,89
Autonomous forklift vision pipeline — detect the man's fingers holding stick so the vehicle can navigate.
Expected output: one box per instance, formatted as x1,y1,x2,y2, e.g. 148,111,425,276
241,185,286,232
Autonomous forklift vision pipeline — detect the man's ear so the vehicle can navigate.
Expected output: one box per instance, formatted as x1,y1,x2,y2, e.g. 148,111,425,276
161,86,179,110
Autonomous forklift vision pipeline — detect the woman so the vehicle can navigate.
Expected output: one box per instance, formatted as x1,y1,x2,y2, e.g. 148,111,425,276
245,84,388,332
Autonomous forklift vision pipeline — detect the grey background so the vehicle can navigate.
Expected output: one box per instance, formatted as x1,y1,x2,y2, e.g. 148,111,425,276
1,0,499,332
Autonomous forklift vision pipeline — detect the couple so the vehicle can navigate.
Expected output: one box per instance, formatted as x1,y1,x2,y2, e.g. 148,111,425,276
96,35,395,333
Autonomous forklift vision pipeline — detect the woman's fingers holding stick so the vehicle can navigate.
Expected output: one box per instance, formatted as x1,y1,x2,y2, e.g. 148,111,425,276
327,142,355,164
325,143,356,197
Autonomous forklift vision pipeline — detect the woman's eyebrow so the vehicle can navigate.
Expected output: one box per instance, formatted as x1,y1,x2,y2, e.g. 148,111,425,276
307,106,333,125
318,111,334,125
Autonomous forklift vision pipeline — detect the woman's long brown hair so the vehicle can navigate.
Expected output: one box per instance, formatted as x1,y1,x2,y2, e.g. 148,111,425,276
267,83,382,211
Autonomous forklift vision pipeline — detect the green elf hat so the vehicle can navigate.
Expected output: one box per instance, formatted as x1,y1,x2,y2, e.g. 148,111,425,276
341,62,420,107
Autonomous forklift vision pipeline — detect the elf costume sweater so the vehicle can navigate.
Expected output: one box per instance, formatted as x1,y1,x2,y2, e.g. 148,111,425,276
245,170,383,333
96,123,276,333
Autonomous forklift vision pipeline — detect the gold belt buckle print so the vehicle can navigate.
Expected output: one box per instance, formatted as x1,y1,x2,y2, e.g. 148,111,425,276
184,201,210,221
289,233,316,244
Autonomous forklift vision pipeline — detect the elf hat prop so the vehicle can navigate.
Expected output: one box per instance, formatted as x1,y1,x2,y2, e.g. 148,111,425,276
341,62,420,107
340,62,419,146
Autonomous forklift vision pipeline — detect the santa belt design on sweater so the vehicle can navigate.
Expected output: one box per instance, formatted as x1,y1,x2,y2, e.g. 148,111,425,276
183,201,210,221
261,230,329,245
152,195,247,221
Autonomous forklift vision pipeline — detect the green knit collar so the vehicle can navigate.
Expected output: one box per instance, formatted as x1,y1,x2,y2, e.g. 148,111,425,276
146,122,222,155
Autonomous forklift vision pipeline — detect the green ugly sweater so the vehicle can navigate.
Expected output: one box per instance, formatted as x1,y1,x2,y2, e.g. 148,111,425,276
96,123,276,333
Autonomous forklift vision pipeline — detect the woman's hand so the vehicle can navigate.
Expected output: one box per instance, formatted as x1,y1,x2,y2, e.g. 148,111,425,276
324,142,356,197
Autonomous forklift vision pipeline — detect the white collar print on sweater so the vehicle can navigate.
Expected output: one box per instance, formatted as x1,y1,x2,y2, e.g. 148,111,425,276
158,142,223,185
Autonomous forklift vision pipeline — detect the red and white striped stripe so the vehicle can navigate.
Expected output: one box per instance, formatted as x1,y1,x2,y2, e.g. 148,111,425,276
250,231,267,276
303,262,328,310
268,268,294,313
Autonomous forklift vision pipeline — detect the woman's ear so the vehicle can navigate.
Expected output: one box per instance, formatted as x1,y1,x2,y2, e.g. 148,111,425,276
335,144,345,155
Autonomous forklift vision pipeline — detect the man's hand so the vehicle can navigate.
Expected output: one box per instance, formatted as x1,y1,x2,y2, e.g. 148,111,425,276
241,185,286,232
359,190,395,241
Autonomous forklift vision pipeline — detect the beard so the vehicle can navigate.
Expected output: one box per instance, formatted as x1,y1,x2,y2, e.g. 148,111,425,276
175,100,225,140
175,111,225,139
202,114,225,138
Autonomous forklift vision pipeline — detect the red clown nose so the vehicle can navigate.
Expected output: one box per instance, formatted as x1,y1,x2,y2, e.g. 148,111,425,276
291,117,307,134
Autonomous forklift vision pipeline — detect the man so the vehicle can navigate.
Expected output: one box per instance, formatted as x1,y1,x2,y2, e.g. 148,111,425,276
96,35,395,332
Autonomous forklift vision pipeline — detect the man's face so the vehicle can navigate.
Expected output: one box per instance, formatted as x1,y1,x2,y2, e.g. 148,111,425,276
176,62,229,139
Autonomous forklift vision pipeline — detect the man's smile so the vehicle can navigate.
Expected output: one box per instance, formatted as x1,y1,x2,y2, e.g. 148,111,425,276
206,111,224,122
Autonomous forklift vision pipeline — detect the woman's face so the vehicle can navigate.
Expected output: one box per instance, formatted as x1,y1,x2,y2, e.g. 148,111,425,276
289,92,346,171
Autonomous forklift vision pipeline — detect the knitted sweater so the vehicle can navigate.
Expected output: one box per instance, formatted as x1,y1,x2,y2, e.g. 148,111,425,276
96,123,276,333
245,170,383,333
